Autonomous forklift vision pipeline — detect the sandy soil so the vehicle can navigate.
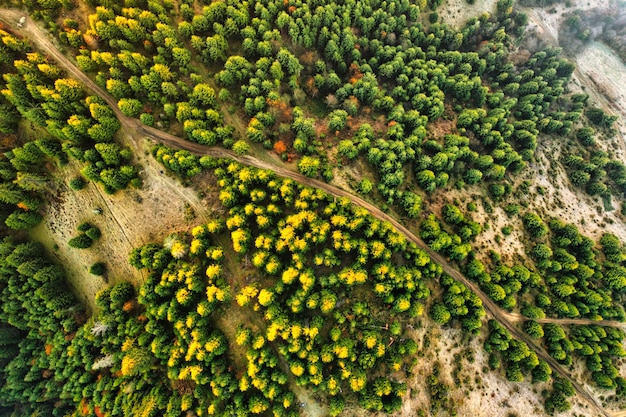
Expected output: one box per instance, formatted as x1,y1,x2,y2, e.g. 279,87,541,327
440,0,498,29
30,134,213,313
519,2,626,243
398,324,579,417
575,41,626,159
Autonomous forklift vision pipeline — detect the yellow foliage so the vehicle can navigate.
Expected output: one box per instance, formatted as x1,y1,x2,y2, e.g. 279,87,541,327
376,343,386,357
206,220,222,233
239,375,249,391
283,396,292,409
181,394,193,411
171,241,188,259
120,356,136,376
282,267,298,284
206,285,227,302
265,258,280,274
236,286,258,306
252,335,265,350
334,345,349,359
252,251,267,268
291,324,302,339
256,215,270,229
121,339,134,352
396,298,411,312
175,288,190,305
349,374,366,392
206,264,221,280
298,270,315,291
190,239,203,255
257,288,274,306
279,226,295,242
266,323,279,341
191,225,206,237
231,229,248,253
207,247,224,261
290,363,304,377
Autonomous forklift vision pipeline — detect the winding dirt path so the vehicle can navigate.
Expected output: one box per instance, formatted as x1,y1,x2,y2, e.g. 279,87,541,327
0,9,622,416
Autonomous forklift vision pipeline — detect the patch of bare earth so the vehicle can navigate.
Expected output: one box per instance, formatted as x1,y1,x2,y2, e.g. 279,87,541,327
341,323,588,417
440,0,498,29
30,136,213,312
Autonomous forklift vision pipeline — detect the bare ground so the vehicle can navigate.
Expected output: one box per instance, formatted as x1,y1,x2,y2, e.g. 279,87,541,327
440,0,498,29
30,133,212,312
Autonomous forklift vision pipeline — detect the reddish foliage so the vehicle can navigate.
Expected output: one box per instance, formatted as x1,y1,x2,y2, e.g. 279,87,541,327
300,51,315,65
122,300,137,312
349,63,363,80
273,140,287,155
304,77,318,97
82,33,98,49
17,202,29,211
288,5,296,14
45,344,53,355
80,399,89,415
94,406,105,417
0,134,18,150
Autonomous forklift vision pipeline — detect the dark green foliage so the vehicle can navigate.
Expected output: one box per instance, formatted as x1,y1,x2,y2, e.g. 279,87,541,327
522,212,548,238
575,127,595,146
69,176,86,190
430,303,451,324
89,262,106,275
68,234,93,249
544,377,574,414
152,144,201,178
0,239,82,415
586,107,617,128
85,226,102,240
523,320,544,339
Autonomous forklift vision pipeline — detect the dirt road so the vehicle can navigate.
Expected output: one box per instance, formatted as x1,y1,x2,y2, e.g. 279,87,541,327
0,8,620,417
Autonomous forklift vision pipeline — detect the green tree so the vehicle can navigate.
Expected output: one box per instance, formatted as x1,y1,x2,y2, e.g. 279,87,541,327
297,156,321,178
68,234,93,249
118,98,143,117
430,303,451,324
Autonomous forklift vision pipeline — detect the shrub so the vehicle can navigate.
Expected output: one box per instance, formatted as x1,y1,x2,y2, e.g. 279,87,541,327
85,227,102,241
89,262,106,275
77,222,94,233
69,177,86,190
68,234,93,249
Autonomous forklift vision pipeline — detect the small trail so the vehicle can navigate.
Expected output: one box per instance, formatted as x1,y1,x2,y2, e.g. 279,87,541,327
0,8,622,417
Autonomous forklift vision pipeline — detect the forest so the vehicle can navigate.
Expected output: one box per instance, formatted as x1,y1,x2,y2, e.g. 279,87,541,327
0,0,626,415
